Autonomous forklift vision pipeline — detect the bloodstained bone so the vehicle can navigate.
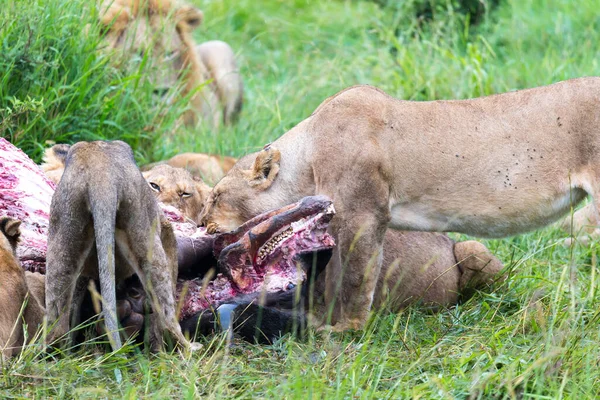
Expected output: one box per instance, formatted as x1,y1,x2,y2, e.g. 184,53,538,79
177,196,335,320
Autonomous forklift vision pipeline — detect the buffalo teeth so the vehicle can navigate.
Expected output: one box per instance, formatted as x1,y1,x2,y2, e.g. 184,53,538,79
258,227,295,260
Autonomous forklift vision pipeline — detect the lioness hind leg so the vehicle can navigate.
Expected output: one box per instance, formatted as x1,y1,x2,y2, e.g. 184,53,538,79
136,236,189,352
45,222,93,347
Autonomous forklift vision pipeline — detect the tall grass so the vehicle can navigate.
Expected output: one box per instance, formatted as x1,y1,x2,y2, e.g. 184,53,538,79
2,0,600,397
0,0,186,162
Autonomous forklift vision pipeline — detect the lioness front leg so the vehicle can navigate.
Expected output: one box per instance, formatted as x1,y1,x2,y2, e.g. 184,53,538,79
326,211,388,331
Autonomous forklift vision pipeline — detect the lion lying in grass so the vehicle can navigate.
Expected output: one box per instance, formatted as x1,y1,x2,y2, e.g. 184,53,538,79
142,152,237,184
100,0,243,127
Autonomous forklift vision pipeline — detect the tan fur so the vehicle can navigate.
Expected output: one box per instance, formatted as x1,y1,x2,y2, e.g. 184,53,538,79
143,164,211,224
45,141,189,352
142,152,238,184
308,230,503,324
41,143,233,190
374,232,503,312
41,144,70,185
0,218,45,360
99,0,243,127
559,203,600,246
200,77,600,330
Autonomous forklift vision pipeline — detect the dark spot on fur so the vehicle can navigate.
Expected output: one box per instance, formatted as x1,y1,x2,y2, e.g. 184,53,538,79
557,117,562,127
456,154,459,158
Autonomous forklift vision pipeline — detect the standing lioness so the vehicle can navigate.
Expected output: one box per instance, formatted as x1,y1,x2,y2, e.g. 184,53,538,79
200,77,600,331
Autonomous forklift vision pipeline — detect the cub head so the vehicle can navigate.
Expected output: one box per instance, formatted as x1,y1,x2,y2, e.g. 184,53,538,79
143,164,210,224
99,0,204,95
200,146,285,233
0,217,22,256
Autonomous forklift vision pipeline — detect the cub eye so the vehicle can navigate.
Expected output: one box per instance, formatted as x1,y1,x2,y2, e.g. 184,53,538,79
149,182,161,192
180,192,192,198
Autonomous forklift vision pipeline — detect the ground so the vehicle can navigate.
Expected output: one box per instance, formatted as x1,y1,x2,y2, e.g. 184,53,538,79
1,0,600,397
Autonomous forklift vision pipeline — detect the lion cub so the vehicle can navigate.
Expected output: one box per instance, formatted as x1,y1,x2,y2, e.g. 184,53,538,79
46,141,189,352
143,164,211,225
0,217,45,359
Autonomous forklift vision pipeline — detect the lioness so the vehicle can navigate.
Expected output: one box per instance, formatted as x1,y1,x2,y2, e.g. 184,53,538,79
46,141,189,352
200,77,600,331
143,164,210,224
0,217,45,359
100,0,243,127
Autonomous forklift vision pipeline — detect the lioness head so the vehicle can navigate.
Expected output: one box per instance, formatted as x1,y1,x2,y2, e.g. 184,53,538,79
199,146,285,233
143,164,210,224
99,0,204,95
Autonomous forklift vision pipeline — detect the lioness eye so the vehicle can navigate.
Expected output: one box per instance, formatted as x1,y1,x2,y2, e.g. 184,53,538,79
180,192,192,198
149,182,161,192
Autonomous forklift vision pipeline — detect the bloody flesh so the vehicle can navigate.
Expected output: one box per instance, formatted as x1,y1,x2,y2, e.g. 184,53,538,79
0,139,336,320
177,196,335,319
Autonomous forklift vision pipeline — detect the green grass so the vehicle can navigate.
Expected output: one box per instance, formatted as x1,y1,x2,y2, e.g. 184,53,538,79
2,0,600,397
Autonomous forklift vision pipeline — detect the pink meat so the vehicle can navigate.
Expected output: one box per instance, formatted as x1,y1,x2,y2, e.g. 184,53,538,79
0,140,328,321
0,138,55,273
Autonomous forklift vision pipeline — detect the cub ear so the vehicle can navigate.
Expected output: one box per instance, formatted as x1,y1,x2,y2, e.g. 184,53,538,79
0,217,21,251
176,6,203,30
246,146,281,190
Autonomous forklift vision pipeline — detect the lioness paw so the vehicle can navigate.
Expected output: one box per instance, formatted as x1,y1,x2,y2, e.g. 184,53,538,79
206,222,219,234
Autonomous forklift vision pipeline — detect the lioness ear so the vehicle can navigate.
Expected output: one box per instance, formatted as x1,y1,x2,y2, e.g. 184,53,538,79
100,4,131,36
246,146,281,190
177,6,203,30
